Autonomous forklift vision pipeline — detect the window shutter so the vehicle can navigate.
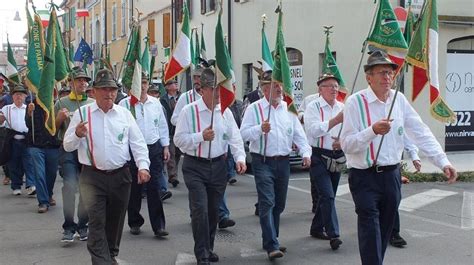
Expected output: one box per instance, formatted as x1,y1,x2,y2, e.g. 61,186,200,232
163,13,171,48
210,0,216,11
200,0,206,14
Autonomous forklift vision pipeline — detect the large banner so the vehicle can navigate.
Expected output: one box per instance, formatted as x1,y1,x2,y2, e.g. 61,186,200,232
445,53,474,151
287,48,304,110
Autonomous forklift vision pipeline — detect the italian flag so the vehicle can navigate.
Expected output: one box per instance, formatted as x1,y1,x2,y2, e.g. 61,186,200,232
37,10,50,28
215,8,234,113
200,23,207,60
261,21,273,71
164,1,191,83
76,9,89,18
272,8,297,114
322,30,347,102
367,0,408,73
406,0,455,122
6,38,19,84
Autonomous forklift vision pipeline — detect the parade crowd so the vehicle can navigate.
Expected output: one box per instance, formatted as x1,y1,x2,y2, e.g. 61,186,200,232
0,51,458,265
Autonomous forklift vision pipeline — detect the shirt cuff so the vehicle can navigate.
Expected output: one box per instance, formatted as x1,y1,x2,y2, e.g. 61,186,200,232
160,138,170,146
362,126,378,142
137,160,150,171
319,121,329,133
194,132,204,144
235,155,246,164
437,157,451,170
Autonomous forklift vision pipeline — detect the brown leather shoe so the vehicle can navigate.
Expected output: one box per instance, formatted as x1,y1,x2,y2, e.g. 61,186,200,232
3,177,10,185
49,197,56,206
38,204,48,213
268,250,284,260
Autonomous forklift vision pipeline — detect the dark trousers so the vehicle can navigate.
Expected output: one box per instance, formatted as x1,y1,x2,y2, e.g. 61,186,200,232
182,155,227,261
167,139,182,180
392,211,400,235
309,151,341,238
251,153,290,252
128,141,166,233
59,147,88,232
79,165,131,265
349,166,401,265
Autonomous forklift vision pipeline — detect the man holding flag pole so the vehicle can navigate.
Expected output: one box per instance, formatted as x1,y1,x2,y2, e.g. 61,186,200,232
341,2,457,264
241,2,311,260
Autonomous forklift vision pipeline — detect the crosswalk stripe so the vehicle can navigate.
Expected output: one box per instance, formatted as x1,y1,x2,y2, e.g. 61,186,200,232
461,191,474,230
399,189,457,212
175,253,195,265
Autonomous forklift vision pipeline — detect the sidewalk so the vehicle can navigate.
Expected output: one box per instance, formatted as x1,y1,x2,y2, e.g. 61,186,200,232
403,151,474,173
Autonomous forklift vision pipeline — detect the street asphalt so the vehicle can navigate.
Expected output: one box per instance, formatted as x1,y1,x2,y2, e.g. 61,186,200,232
0,166,472,265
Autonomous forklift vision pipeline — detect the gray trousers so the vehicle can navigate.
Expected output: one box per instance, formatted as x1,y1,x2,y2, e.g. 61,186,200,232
182,155,227,261
79,165,131,265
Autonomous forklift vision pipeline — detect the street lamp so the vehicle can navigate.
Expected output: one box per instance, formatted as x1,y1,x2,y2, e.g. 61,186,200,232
13,11,21,21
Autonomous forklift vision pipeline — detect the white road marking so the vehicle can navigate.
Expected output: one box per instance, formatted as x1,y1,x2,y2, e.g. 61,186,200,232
175,252,196,265
461,191,474,230
240,247,266,258
336,184,350,196
289,177,310,181
404,228,441,238
399,189,457,212
115,258,132,265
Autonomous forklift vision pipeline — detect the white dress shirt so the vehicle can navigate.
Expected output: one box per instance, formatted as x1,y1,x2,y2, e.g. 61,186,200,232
297,93,319,121
240,97,311,158
1,104,28,139
340,87,450,170
171,89,201,126
304,96,344,149
118,96,170,146
63,102,150,171
174,98,245,162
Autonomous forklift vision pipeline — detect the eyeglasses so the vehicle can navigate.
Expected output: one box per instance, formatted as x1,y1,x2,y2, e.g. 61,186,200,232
369,70,395,77
320,84,339,89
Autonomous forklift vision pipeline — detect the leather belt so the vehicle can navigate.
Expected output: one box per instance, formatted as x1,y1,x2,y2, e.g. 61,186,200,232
185,154,225,163
366,164,399,173
251,153,289,161
84,164,129,175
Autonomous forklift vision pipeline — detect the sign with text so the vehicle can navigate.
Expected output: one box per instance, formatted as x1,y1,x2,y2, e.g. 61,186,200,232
445,53,474,151
287,48,304,110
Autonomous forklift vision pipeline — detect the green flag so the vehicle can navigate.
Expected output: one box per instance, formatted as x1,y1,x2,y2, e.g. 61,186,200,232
261,20,273,71
6,38,19,84
195,29,200,63
149,55,156,84
190,29,196,66
38,8,60,135
322,31,347,102
272,8,296,114
200,24,207,60
367,0,408,71
25,7,45,94
54,10,69,83
404,2,415,46
122,23,142,109
142,35,151,76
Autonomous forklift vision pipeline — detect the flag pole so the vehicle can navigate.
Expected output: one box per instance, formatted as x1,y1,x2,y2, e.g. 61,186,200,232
207,72,217,159
261,13,271,163
373,62,406,165
336,2,379,139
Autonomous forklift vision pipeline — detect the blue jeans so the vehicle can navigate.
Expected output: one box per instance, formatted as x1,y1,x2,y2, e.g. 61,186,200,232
226,147,236,178
9,139,35,190
251,153,290,252
218,192,230,221
59,146,88,232
28,147,59,206
158,168,168,193
309,153,341,238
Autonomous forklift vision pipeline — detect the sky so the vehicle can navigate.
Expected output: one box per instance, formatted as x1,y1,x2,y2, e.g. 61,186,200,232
0,0,63,49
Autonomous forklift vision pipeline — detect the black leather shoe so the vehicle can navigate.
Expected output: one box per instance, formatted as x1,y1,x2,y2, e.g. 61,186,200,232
154,229,169,237
390,233,407,247
169,178,180,188
218,218,236,229
130,227,141,235
279,246,287,252
160,191,172,201
310,231,330,240
209,252,219,262
197,258,210,265
330,238,343,250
